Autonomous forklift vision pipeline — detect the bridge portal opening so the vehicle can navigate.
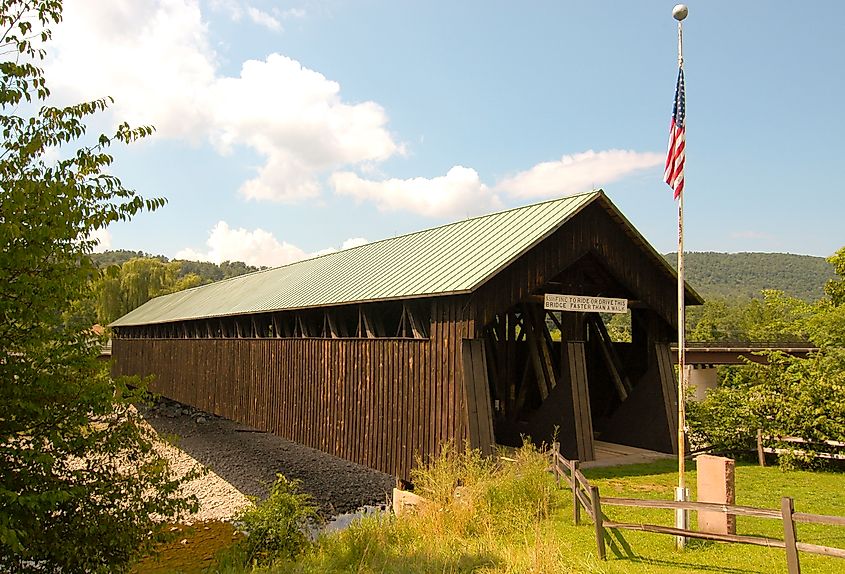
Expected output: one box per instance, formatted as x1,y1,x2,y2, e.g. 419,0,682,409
480,255,678,461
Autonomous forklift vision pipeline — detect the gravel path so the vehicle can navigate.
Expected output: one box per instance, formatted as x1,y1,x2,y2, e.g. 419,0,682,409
142,398,394,520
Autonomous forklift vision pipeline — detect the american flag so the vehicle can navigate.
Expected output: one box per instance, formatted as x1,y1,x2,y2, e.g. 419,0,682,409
664,67,686,199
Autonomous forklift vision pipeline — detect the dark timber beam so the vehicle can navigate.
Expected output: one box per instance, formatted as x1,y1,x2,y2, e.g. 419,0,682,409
521,303,551,400
587,315,630,402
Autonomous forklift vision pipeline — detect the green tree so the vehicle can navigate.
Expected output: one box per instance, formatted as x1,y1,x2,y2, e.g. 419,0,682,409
686,297,749,342
823,247,845,307
688,247,845,468
685,291,809,344
741,290,810,342
0,2,196,571
93,257,202,325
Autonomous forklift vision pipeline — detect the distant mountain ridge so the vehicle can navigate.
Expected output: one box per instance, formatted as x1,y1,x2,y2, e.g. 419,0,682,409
664,252,836,302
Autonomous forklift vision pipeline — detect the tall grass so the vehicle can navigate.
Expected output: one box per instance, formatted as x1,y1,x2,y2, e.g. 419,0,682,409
411,441,555,539
216,449,845,573
270,440,564,573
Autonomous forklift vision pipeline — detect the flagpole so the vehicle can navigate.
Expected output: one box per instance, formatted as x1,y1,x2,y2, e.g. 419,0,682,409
672,3,689,549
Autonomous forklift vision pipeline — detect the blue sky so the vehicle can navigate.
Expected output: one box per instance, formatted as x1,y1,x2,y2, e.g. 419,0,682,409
45,1,843,266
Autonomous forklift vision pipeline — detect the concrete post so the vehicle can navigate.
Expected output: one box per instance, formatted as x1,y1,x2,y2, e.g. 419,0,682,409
696,454,736,534
687,365,718,401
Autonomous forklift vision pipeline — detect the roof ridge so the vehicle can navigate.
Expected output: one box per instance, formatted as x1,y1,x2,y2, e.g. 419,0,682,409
110,190,605,326
268,189,603,271
203,190,604,284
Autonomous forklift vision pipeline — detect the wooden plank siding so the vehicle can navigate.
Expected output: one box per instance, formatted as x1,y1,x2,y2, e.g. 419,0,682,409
470,202,679,332
461,339,496,455
113,297,473,479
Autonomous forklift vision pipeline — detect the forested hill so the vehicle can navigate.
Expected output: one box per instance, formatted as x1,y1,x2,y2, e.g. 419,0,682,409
664,252,836,301
90,250,262,283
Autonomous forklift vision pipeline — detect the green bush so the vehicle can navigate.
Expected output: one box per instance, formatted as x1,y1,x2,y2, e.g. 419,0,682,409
688,350,845,469
688,251,845,470
234,474,319,566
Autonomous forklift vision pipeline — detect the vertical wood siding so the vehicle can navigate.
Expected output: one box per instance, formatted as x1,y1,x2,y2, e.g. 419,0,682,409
471,202,679,332
113,297,470,479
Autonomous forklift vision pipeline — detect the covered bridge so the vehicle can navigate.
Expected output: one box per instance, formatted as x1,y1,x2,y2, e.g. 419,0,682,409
111,190,702,478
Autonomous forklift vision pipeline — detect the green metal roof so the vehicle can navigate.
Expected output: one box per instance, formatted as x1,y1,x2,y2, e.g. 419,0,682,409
111,190,684,327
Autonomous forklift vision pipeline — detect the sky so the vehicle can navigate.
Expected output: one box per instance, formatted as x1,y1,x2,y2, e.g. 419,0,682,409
41,0,844,267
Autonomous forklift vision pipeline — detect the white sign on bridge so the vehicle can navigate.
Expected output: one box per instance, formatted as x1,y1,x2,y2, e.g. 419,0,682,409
544,294,628,314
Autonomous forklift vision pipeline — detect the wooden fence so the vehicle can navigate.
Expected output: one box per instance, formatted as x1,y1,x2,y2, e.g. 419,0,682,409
548,443,845,573
757,429,845,466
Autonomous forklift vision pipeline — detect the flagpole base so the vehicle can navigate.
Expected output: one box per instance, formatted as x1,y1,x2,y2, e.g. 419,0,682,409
675,486,690,549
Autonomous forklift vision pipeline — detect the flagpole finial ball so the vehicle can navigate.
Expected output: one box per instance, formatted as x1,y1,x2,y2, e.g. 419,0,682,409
672,4,688,21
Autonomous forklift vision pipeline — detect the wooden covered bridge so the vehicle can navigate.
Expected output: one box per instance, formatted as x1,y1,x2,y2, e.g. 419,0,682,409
111,190,702,478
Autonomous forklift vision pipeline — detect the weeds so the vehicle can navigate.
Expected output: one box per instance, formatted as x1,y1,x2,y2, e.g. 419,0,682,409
227,474,319,568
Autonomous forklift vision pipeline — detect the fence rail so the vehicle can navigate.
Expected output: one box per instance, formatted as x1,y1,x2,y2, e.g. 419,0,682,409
757,429,845,465
548,443,845,572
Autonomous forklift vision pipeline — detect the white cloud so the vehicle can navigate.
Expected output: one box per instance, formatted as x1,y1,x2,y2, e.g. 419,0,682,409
341,237,368,250
278,7,306,19
210,54,398,201
89,228,112,253
176,221,306,267
332,151,662,218
312,237,369,257
331,166,501,218
177,221,368,267
49,0,217,140
210,1,306,24
209,0,243,21
247,6,281,31
495,149,664,199
48,1,399,203
46,3,664,220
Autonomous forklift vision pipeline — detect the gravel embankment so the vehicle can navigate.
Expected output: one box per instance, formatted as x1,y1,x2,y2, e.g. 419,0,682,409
141,398,394,520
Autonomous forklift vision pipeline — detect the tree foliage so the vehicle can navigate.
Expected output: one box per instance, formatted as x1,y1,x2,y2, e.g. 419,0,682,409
685,290,811,343
93,257,202,325
824,247,845,307
688,247,845,468
0,1,196,570
89,249,262,282
82,252,261,326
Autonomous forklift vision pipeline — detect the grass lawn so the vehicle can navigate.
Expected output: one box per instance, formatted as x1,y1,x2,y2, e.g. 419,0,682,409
136,453,845,573
276,452,844,573
567,459,845,573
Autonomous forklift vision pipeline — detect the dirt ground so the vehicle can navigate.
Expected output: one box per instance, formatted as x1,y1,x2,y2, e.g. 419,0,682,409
141,398,395,518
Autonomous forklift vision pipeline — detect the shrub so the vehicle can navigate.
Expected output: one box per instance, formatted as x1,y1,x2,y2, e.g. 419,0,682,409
285,442,554,573
688,350,845,469
234,474,319,566
481,441,554,532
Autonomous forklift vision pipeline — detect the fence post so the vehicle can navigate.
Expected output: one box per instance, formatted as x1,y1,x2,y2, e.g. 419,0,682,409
757,429,766,467
552,442,561,487
572,459,581,526
781,497,801,574
590,485,606,560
